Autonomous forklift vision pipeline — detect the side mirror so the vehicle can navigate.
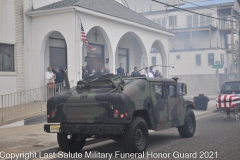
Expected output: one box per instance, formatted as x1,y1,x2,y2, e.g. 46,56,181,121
181,83,187,96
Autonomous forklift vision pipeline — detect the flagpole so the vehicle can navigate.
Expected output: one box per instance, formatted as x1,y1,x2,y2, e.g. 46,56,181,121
79,17,83,80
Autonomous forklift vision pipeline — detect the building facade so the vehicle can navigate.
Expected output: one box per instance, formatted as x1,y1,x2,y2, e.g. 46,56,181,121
143,0,240,94
0,0,173,95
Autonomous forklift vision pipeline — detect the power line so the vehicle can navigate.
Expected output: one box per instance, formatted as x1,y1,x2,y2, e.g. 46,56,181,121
151,0,239,23
152,15,238,28
180,0,217,12
180,0,240,18
123,0,129,8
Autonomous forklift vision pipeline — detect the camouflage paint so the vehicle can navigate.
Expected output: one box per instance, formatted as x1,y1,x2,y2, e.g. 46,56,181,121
47,74,187,132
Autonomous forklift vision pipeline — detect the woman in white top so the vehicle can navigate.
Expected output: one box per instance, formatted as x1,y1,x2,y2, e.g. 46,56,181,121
45,66,55,85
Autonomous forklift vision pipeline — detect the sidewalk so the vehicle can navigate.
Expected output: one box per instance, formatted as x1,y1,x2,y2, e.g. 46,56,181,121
0,100,218,155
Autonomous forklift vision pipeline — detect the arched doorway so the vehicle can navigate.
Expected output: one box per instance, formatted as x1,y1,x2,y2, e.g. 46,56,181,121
41,31,67,87
47,32,67,71
115,32,147,75
82,26,112,75
150,40,167,77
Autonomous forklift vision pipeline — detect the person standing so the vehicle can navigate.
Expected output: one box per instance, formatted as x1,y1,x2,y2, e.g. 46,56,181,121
131,67,141,77
149,66,154,75
159,71,163,78
82,66,89,79
97,67,105,76
117,63,125,77
89,69,96,76
45,66,55,99
54,67,64,83
154,70,163,78
54,67,64,94
85,65,91,75
45,66,55,84
144,67,154,78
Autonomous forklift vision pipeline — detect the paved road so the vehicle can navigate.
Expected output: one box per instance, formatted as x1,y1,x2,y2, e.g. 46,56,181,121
1,100,239,160
34,111,240,160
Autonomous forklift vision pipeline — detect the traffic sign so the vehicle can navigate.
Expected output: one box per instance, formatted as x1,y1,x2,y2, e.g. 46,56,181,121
215,61,220,65
212,65,223,68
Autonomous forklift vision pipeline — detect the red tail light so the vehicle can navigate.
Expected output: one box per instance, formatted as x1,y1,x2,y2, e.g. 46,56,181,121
120,114,124,118
113,110,119,118
51,110,55,118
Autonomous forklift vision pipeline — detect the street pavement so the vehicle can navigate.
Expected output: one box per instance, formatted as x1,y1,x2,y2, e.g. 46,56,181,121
0,99,222,160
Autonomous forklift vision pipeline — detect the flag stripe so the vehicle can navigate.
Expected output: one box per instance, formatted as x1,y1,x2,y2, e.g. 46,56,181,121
81,23,96,51
217,94,240,108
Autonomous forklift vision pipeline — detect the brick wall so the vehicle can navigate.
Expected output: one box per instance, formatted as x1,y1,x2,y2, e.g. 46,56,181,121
15,0,25,92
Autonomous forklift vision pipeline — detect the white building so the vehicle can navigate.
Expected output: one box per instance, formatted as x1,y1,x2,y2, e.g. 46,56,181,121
0,0,173,95
143,0,240,95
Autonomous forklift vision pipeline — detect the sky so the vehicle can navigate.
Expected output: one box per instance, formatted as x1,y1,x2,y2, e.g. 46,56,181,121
33,0,200,11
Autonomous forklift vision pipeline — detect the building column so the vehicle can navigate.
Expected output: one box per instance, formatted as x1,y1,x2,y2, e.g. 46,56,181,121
209,27,212,48
15,0,25,92
231,8,234,68
190,30,192,48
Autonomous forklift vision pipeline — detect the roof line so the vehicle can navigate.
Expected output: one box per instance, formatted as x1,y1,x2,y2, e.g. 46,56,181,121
26,6,174,36
26,6,75,17
73,7,174,36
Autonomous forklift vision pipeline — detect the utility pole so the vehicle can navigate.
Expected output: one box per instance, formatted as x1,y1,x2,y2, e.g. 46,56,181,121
237,0,240,80
238,15,240,80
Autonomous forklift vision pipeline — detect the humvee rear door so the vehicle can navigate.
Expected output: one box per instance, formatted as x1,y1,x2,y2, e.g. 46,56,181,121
166,83,179,121
150,83,167,123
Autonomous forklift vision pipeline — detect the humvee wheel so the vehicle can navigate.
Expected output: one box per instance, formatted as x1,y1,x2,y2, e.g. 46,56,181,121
178,108,196,138
121,117,148,153
57,133,86,153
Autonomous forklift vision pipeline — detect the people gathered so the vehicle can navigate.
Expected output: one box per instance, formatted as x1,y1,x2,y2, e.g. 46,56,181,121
81,65,163,79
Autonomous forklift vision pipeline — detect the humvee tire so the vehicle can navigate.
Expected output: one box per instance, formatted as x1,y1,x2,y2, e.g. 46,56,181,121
57,133,86,153
121,117,148,153
178,108,196,138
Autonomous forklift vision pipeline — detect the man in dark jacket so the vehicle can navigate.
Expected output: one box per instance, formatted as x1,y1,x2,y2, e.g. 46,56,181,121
131,67,141,77
54,67,64,94
54,67,64,84
117,63,125,77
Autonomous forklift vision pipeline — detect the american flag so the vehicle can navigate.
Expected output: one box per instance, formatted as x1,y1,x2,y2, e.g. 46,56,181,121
81,23,96,51
217,94,240,108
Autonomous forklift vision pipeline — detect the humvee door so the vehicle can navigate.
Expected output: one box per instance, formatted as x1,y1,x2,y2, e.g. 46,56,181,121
150,82,168,123
166,83,180,121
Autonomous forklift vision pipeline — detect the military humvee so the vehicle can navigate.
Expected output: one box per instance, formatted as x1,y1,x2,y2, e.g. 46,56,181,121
44,74,195,153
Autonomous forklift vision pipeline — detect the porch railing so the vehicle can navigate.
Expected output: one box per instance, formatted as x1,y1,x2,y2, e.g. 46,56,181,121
0,82,66,124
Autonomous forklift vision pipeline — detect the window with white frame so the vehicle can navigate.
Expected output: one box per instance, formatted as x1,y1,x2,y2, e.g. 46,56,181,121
196,54,201,66
187,15,192,27
206,14,212,26
208,53,214,65
193,15,199,27
0,44,14,71
169,16,177,27
200,15,205,27
152,57,156,66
